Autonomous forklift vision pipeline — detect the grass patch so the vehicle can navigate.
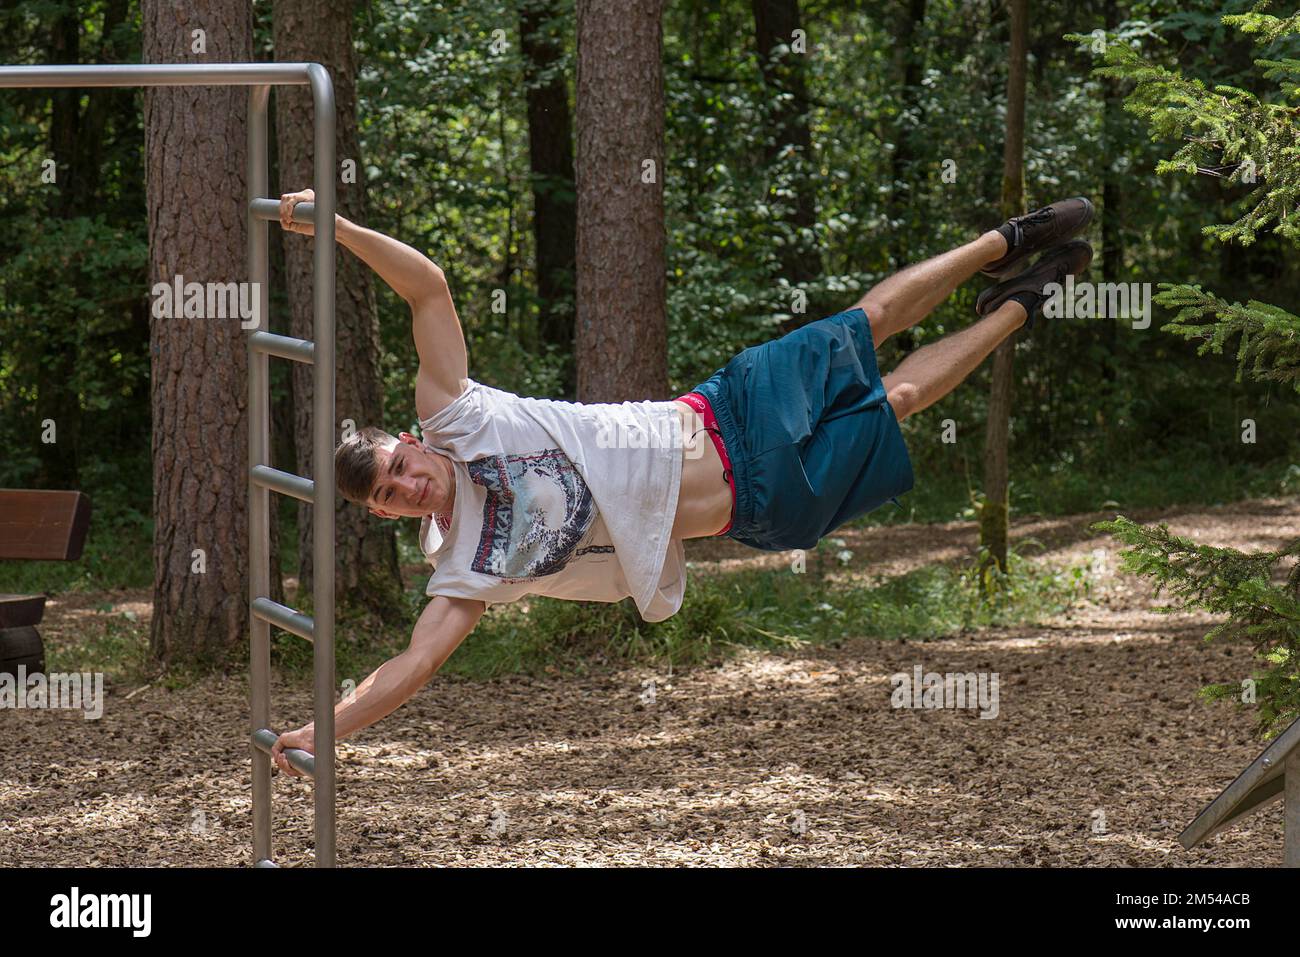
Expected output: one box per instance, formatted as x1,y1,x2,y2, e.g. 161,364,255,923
42,604,155,690
439,544,1093,679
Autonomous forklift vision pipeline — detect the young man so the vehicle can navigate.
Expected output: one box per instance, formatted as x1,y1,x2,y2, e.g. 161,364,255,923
270,190,1093,775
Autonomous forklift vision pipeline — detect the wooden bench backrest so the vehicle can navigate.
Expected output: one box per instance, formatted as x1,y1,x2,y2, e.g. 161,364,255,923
0,490,92,561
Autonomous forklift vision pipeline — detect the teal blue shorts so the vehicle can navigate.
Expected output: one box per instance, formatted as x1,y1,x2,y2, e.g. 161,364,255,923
688,307,914,552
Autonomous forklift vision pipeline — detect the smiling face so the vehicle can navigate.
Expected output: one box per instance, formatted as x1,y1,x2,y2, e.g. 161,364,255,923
365,432,453,519
335,427,453,519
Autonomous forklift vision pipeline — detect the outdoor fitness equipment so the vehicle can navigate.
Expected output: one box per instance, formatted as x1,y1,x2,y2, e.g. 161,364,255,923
0,62,339,867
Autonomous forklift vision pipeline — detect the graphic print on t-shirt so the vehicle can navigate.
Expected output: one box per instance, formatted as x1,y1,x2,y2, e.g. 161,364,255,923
467,449,613,581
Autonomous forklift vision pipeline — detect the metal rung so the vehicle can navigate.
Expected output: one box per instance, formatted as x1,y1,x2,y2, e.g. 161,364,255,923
253,728,316,778
251,465,315,503
250,330,315,364
252,597,315,642
251,197,315,224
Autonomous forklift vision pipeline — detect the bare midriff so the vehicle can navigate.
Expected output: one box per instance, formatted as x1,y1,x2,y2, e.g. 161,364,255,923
670,398,735,540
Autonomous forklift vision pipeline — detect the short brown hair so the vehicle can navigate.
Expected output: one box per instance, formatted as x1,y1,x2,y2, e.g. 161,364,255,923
334,426,397,504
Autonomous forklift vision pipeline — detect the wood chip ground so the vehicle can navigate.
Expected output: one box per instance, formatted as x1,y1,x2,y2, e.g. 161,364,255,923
2,497,1295,867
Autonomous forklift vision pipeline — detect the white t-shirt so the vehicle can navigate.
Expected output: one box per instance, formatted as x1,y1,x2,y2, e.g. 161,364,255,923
415,379,687,622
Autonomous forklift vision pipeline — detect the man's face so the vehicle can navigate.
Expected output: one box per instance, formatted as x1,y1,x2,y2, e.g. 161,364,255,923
366,432,445,519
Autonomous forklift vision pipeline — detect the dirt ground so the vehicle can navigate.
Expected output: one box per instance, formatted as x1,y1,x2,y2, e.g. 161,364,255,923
2,496,1296,867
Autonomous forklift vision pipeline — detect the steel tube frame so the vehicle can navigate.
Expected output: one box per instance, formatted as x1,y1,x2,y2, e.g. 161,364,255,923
0,62,337,868
250,464,316,504
252,596,317,643
250,197,317,223
250,330,315,365
1287,752,1300,868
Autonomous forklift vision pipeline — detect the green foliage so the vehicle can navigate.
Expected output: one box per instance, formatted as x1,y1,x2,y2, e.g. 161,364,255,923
1086,3,1300,734
1093,33,1300,247
1096,516,1300,736
1153,284,1300,391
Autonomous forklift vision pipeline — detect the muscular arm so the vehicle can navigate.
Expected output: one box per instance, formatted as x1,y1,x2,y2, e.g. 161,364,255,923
272,596,484,771
277,190,469,418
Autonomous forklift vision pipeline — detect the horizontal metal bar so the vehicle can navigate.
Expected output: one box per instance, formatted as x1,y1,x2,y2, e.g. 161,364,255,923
250,330,315,364
251,464,315,503
253,859,279,868
251,597,315,642
253,728,316,778
250,198,316,224
0,63,314,88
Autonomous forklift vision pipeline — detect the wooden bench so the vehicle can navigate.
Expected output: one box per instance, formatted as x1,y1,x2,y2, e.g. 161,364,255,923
0,489,92,677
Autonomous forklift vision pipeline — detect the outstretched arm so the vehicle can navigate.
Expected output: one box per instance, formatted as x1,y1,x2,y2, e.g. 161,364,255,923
278,189,469,419
270,594,485,775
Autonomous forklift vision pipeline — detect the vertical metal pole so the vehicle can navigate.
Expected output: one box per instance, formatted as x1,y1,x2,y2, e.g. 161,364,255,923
1286,751,1300,867
308,64,337,868
247,83,273,867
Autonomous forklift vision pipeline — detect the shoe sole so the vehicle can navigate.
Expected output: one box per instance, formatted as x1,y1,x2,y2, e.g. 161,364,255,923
976,240,1093,316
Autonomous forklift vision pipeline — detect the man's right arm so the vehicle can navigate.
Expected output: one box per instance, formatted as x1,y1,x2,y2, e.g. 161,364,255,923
278,190,469,418
270,595,484,775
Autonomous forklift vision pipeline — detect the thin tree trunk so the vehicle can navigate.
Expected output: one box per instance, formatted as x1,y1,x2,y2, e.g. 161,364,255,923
273,0,403,620
1101,0,1122,388
980,0,1028,576
143,0,252,666
887,0,929,271
520,0,578,398
575,0,669,403
751,0,820,318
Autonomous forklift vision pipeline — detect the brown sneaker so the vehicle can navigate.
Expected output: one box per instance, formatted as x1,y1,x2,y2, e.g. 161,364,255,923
975,240,1093,324
980,196,1094,279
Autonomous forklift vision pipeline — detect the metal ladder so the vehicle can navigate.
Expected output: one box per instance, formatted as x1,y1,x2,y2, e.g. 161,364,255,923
0,62,339,868
245,71,338,868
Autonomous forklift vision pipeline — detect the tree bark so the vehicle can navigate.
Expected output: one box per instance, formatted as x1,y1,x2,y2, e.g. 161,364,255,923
575,0,669,403
751,0,820,307
273,0,402,619
979,0,1028,576
520,0,578,398
143,0,252,666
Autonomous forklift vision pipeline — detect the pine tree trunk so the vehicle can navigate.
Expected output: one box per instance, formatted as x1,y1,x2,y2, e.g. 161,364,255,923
575,0,669,403
980,0,1028,576
273,0,402,619
143,0,252,666
520,0,578,398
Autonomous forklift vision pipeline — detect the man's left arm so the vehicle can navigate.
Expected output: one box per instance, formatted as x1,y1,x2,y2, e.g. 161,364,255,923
278,189,469,418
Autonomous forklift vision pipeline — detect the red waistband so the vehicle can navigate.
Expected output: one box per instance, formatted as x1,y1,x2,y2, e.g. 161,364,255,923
676,391,735,536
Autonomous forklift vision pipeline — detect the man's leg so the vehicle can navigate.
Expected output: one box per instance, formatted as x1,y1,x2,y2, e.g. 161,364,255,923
881,301,1027,420
854,231,1007,348
880,238,1095,421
